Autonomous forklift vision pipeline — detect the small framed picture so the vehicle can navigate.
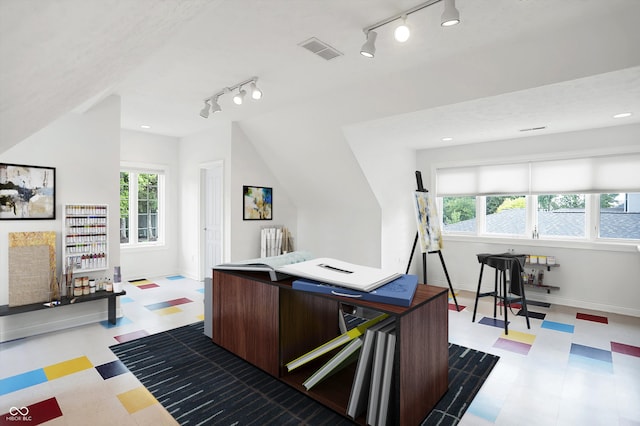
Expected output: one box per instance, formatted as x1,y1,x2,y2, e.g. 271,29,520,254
0,163,56,220
243,185,272,220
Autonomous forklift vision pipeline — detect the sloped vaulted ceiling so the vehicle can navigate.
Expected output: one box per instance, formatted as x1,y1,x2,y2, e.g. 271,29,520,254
0,0,213,153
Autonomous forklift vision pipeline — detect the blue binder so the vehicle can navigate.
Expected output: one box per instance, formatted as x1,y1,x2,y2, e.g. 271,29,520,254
292,274,419,307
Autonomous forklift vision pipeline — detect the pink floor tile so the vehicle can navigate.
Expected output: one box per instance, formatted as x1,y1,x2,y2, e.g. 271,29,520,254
611,341,640,358
114,330,150,343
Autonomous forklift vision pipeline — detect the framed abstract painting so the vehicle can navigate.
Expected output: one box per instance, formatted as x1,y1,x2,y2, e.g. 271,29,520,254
0,163,56,220
243,185,272,220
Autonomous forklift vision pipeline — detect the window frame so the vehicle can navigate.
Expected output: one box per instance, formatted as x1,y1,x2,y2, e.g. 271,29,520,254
120,164,166,249
433,150,640,250
438,193,638,245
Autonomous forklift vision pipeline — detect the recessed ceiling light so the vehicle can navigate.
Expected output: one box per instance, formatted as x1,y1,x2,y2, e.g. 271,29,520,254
442,137,453,141
613,112,632,119
140,125,151,129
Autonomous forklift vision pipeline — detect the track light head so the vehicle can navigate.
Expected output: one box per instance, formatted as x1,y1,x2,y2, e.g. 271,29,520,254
394,16,410,43
233,88,246,105
199,76,261,118
211,96,222,113
249,81,262,100
360,30,377,58
441,0,460,27
199,101,210,118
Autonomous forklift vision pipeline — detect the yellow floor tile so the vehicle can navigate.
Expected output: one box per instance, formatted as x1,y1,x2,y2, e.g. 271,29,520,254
196,314,205,321
500,329,536,345
155,306,182,316
117,386,158,414
131,279,152,286
44,356,93,380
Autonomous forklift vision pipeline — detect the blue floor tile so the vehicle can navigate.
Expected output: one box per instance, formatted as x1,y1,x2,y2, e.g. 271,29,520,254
467,393,501,422
541,320,575,334
570,343,612,363
100,317,133,328
166,275,185,280
145,301,173,311
569,353,614,374
0,369,48,396
479,316,509,329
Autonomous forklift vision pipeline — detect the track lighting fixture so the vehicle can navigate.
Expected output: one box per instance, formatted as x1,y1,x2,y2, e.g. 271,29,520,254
394,16,410,43
360,0,460,58
233,87,246,105
249,81,262,100
198,77,262,118
441,0,460,27
199,100,211,118
360,30,377,58
210,96,222,113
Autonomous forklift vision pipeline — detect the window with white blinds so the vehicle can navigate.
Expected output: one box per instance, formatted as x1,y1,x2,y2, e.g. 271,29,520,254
436,152,640,197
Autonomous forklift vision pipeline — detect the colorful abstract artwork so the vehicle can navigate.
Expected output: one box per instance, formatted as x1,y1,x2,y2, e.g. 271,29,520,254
0,163,56,219
243,186,272,220
412,191,443,252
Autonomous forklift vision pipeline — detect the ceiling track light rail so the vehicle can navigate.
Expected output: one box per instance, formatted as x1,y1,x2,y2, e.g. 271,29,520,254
199,76,262,118
360,0,460,58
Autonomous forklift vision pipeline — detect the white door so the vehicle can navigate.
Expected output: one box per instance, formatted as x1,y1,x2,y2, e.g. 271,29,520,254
203,163,223,278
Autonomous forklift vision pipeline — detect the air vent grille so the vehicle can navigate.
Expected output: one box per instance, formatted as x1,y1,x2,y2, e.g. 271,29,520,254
299,37,343,61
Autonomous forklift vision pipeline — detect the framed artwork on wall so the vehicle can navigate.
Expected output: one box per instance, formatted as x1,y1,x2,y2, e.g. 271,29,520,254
0,163,56,220
243,185,272,220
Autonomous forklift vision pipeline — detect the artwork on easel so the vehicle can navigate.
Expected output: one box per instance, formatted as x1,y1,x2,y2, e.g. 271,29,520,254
412,191,443,253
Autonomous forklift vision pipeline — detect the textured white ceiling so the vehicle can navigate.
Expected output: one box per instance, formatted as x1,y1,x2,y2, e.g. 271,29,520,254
1,0,640,154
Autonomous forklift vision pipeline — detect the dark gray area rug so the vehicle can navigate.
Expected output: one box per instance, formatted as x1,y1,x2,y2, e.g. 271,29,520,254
110,322,498,425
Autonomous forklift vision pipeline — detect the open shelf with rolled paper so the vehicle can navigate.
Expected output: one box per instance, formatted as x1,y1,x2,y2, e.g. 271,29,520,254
211,269,449,425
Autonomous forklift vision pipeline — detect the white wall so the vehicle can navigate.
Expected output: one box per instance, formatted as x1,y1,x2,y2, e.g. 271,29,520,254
229,122,298,261
0,96,121,341
416,123,640,317
177,121,298,280
178,121,232,280
120,129,180,280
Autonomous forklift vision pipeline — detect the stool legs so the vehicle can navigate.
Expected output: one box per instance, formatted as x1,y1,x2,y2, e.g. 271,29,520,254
494,270,499,318
502,270,509,335
472,263,485,322
519,277,531,329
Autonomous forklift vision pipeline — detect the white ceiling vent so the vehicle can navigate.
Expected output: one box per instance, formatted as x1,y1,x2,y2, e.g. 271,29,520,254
299,37,343,61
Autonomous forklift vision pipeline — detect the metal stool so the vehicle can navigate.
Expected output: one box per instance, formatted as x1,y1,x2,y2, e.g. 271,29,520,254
472,253,530,335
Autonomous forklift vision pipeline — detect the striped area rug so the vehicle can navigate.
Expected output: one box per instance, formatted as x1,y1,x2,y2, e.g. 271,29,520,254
110,322,498,425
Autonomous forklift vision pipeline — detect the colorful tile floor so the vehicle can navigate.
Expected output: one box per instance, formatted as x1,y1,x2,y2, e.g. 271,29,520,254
0,275,204,425
451,291,640,426
1,277,639,425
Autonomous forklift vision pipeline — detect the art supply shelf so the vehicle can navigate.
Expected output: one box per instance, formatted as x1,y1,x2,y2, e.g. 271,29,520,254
523,260,560,294
63,204,108,274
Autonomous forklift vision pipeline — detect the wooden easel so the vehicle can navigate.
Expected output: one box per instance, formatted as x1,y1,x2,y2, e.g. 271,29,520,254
406,171,460,311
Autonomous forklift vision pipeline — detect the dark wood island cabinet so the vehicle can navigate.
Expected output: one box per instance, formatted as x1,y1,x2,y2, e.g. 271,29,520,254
212,269,448,425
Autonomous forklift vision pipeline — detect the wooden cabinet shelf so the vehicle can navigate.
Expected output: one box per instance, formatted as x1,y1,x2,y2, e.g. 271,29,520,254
211,269,448,425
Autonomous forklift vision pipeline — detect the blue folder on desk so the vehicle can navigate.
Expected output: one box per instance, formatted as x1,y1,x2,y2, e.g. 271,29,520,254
292,274,419,307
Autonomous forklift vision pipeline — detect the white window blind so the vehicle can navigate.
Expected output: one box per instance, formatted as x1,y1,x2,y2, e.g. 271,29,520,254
436,152,640,196
437,163,529,196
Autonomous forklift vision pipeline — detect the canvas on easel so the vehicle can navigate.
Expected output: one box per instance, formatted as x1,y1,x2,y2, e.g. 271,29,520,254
407,171,459,311
412,191,443,253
